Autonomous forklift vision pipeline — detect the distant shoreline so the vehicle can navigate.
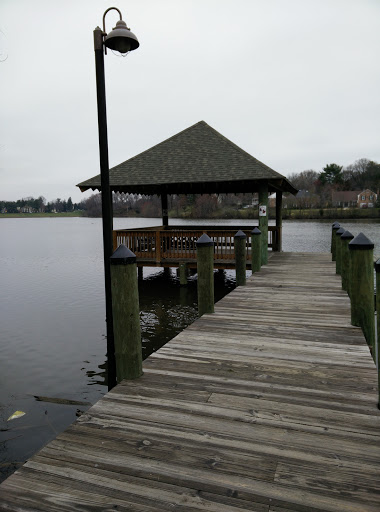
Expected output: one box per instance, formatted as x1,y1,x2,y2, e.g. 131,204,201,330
0,212,84,218
280,208,379,220
0,208,379,220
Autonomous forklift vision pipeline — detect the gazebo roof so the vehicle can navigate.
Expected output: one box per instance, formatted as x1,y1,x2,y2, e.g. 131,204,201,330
77,121,297,196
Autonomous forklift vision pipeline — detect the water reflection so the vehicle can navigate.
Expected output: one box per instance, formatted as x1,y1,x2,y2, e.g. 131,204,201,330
140,267,235,359
1,217,378,484
84,360,107,387
87,267,236,388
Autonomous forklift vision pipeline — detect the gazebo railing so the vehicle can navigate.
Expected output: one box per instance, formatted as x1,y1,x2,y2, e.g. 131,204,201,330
113,225,280,263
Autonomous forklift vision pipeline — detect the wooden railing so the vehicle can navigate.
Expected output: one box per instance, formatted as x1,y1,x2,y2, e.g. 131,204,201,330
113,225,280,264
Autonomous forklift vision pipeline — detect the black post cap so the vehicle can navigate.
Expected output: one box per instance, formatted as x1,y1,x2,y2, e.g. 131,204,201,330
110,244,136,264
348,232,375,251
196,233,214,247
375,258,380,272
335,227,345,236
340,230,354,240
332,222,340,228
234,230,247,239
251,227,261,235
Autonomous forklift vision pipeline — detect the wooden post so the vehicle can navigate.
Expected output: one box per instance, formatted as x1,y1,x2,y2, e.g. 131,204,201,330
335,227,345,275
275,192,282,252
375,258,380,408
112,230,118,252
234,230,247,286
161,193,168,227
196,234,214,316
258,184,268,265
110,245,143,381
331,222,340,261
155,229,162,263
340,230,354,294
251,227,262,273
179,262,188,286
348,233,375,355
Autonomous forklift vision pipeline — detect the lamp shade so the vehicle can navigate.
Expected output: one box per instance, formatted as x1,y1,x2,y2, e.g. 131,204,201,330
104,20,139,53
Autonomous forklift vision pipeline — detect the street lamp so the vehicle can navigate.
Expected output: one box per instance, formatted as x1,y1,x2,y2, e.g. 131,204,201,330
94,7,139,390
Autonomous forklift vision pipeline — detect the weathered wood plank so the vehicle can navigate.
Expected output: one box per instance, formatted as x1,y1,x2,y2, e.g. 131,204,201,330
1,251,379,511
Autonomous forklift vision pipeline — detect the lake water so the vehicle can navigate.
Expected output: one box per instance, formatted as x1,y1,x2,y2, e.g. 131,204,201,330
0,217,379,482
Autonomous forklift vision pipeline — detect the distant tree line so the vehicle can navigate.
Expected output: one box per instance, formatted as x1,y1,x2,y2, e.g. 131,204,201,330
81,158,379,218
83,191,258,218
6,158,377,217
0,196,86,214
287,158,380,209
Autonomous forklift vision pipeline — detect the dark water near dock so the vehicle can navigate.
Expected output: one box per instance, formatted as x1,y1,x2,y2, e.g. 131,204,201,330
0,217,379,482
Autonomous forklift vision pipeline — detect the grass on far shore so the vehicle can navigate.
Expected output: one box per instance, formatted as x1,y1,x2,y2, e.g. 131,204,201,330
0,211,84,218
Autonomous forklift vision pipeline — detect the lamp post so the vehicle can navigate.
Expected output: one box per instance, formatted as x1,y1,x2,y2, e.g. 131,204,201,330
94,7,139,390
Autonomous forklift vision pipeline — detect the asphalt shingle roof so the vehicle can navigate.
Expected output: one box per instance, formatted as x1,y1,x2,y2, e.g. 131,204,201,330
77,121,297,195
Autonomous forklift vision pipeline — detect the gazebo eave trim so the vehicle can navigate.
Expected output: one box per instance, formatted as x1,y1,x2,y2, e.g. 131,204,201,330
78,177,297,196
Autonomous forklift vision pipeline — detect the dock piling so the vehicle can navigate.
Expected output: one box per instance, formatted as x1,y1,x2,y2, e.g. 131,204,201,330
375,259,380,408
251,227,262,273
331,222,340,261
234,230,247,286
110,244,143,381
335,227,345,275
348,233,375,355
196,234,215,316
178,262,188,286
340,230,354,294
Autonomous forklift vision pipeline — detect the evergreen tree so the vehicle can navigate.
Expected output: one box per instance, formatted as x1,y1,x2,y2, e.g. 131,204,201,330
319,164,343,185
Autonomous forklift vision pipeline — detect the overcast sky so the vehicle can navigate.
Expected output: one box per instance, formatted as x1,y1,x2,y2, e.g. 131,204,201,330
1,0,379,203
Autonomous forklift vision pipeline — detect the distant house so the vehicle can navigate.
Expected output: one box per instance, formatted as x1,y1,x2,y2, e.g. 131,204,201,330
358,189,377,208
269,191,312,208
332,189,378,208
281,190,315,209
332,191,360,208
268,193,276,208
19,206,35,213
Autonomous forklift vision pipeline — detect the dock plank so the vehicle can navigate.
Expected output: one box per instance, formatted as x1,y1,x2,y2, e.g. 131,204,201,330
1,252,379,511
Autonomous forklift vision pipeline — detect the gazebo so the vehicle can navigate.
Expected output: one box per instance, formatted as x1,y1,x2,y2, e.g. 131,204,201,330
77,121,297,268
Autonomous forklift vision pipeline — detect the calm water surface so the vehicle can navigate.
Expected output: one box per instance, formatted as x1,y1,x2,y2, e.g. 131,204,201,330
0,217,379,482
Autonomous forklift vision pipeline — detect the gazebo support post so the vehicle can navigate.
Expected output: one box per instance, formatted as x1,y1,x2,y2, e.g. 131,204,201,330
275,191,282,252
161,193,168,227
258,184,269,264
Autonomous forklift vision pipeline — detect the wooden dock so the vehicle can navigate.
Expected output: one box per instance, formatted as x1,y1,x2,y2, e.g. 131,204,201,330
1,252,380,511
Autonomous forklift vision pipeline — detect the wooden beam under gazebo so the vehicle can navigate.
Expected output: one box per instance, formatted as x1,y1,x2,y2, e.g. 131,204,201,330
77,121,297,268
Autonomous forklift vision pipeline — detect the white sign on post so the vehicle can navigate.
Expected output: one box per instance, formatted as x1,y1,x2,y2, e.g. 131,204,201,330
259,205,267,216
